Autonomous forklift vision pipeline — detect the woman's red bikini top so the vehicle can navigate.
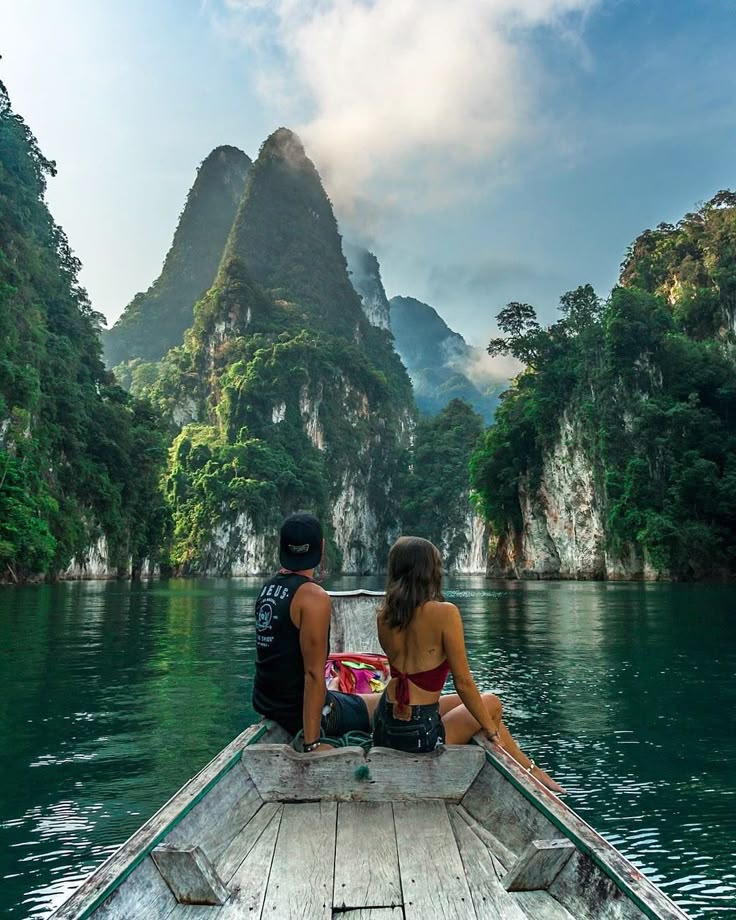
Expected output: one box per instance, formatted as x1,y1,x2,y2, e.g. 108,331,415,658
390,660,451,708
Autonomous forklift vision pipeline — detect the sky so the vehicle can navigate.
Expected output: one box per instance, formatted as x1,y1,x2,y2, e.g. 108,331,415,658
1,0,735,347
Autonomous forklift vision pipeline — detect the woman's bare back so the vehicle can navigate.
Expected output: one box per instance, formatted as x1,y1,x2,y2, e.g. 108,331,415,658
377,600,453,704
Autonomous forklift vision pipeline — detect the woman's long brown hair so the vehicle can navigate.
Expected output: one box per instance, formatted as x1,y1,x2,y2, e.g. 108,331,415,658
378,536,444,630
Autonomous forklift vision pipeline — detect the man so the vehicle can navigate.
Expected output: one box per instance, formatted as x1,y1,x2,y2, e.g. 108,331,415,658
252,512,374,751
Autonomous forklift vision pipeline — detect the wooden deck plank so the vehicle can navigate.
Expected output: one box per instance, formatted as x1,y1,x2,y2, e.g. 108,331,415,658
160,908,216,919
242,743,484,803
452,805,515,870
394,802,476,920
448,806,527,920
151,845,228,905
215,806,282,920
261,802,337,919
334,910,404,919
334,803,401,910
215,801,280,882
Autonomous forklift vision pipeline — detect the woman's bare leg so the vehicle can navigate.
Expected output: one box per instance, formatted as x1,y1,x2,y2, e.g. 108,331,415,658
440,692,502,744
440,693,565,794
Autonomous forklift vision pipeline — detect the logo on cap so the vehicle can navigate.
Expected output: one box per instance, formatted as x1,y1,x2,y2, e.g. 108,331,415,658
288,543,310,554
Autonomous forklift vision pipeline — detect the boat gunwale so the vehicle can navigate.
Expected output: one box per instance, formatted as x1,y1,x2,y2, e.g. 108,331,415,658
472,734,689,920
51,720,271,919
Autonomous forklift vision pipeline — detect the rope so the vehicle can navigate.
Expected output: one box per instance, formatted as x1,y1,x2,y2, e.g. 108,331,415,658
291,728,373,752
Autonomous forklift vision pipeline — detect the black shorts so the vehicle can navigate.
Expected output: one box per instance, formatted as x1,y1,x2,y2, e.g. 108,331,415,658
321,690,371,737
265,691,370,739
372,691,445,753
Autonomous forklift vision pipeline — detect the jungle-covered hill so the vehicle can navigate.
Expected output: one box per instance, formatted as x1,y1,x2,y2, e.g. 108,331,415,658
471,195,736,579
0,80,166,580
123,128,416,575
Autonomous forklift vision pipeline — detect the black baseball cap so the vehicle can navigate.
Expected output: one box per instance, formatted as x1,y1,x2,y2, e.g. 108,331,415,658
279,512,323,570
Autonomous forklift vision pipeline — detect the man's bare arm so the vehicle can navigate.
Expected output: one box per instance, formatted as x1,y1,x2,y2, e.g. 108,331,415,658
298,585,331,745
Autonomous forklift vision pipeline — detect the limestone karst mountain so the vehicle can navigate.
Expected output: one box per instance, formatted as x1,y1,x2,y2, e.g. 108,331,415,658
104,145,252,367
105,128,492,575
344,242,391,330
471,193,736,580
140,128,416,575
389,295,504,423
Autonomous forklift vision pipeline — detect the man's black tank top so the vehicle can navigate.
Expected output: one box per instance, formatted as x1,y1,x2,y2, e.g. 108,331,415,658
252,572,312,734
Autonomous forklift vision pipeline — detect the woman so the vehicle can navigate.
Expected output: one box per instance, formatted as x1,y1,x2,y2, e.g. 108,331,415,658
373,536,565,794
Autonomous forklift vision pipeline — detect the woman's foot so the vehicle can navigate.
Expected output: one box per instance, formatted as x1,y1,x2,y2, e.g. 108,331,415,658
529,764,566,795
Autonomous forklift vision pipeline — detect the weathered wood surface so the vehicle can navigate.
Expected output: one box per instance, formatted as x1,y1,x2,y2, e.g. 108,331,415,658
502,839,575,892
93,855,176,920
261,802,337,920
394,801,476,920
452,804,515,870
51,721,268,919
164,763,261,863
508,839,573,898
472,734,690,920
329,591,383,654
336,911,404,919
334,803,401,910
511,890,577,920
151,845,228,905
549,849,645,920
448,806,527,920
214,806,282,919
462,759,561,856
216,801,281,882
242,743,484,803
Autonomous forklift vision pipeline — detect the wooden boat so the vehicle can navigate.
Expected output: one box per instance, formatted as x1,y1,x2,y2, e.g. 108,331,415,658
51,590,689,920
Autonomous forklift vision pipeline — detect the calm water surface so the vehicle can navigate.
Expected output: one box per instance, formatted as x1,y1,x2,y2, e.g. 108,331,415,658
0,577,734,917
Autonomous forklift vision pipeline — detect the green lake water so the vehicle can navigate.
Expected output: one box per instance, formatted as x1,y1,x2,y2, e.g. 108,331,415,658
0,577,734,917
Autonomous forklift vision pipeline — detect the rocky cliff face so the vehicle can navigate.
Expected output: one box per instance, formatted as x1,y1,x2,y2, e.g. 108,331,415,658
344,243,392,330
487,411,665,580
445,508,489,575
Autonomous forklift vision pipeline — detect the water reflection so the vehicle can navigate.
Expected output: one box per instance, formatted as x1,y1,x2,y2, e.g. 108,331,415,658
0,577,734,916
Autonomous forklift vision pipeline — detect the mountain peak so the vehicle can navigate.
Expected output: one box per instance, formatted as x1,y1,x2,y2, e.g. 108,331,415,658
104,146,251,367
261,127,307,164
222,129,365,337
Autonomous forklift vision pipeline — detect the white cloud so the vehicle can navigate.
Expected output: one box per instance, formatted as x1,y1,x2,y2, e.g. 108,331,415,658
212,0,598,223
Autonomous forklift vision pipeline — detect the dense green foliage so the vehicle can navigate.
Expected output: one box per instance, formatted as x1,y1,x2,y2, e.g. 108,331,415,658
130,129,414,574
402,399,484,568
225,129,365,340
620,190,736,341
472,197,736,577
0,81,167,579
104,146,251,367
390,296,503,422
